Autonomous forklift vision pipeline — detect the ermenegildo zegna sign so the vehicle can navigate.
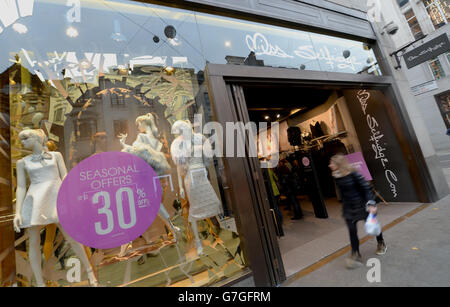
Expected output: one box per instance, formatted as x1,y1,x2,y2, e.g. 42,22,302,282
343,90,418,202
403,34,450,69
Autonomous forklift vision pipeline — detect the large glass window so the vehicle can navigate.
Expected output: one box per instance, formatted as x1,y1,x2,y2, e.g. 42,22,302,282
422,0,450,29
435,90,450,128
398,0,410,7
429,58,446,80
404,9,424,40
0,0,382,287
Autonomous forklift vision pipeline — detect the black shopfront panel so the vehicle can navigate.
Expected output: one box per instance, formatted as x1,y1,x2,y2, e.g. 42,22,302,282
343,89,419,203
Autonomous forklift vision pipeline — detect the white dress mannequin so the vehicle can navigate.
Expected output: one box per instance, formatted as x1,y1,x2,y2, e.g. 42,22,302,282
13,129,98,287
171,120,221,255
118,113,180,251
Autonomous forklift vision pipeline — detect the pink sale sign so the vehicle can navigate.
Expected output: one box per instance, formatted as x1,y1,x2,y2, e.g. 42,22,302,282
57,152,162,249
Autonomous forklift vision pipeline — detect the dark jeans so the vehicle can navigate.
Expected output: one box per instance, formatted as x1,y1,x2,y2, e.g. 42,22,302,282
345,219,384,254
273,196,285,236
286,190,303,218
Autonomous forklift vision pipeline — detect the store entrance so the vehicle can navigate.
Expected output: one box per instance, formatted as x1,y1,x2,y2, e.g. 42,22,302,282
205,63,429,286
243,84,374,277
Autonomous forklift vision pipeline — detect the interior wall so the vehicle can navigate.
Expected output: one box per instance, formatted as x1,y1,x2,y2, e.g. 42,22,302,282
335,96,362,154
278,91,362,154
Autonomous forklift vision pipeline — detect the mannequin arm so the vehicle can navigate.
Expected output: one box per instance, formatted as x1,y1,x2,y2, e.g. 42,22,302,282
14,160,26,232
55,152,68,180
118,133,130,150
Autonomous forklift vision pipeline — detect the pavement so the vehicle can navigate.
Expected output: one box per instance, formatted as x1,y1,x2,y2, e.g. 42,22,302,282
283,194,450,287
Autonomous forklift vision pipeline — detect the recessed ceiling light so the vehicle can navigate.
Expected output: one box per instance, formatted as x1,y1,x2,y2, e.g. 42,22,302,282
277,114,281,118
164,66,175,75
225,41,231,47
13,23,28,34
66,26,79,38
264,116,270,120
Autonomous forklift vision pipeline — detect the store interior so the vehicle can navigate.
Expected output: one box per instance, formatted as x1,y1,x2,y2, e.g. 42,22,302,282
244,84,367,276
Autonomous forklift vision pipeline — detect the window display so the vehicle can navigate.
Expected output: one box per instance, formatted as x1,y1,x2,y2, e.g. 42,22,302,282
4,64,245,287
1,0,248,287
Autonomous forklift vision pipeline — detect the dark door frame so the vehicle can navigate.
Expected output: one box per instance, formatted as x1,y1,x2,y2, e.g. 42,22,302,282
205,63,437,286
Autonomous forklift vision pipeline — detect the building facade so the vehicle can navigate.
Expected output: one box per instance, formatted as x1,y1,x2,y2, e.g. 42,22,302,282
376,0,450,155
0,0,448,288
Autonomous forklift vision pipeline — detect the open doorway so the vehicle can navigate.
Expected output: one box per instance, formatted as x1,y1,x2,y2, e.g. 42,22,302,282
244,84,378,277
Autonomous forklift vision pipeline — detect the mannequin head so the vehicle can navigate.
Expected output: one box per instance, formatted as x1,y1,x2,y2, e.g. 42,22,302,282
18,129,47,151
136,113,158,136
171,120,192,137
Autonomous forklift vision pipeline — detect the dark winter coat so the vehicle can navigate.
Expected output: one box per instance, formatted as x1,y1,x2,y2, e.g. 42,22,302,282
334,172,375,222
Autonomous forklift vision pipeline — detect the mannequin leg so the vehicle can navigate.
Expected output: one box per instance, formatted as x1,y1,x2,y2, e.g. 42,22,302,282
28,226,45,287
190,220,203,255
58,225,99,287
158,204,180,241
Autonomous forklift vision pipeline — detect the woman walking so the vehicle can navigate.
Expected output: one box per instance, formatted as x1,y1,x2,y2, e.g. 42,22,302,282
329,154,387,269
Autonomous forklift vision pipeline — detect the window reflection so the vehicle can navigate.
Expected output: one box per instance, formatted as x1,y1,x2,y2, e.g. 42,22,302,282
0,0,381,76
0,0,383,287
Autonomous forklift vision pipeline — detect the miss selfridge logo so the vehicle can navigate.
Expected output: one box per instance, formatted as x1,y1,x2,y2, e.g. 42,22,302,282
245,32,363,72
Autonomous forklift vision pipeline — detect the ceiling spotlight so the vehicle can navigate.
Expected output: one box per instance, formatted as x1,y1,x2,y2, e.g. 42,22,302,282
79,59,91,70
343,50,351,59
264,116,270,120
66,26,79,38
13,23,28,34
277,114,281,119
164,25,177,39
164,66,175,75
363,43,371,51
225,41,231,47
111,20,127,42
117,65,128,75
168,38,181,46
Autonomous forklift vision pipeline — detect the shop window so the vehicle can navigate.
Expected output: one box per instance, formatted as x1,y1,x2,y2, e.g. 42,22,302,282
113,119,128,137
110,93,125,106
435,90,450,128
53,107,65,123
422,0,450,29
404,9,424,40
74,118,97,140
429,58,446,80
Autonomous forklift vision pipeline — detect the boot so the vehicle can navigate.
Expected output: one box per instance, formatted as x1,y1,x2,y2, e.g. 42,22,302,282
346,251,363,269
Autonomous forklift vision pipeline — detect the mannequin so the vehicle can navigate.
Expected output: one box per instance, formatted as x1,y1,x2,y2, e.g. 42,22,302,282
118,113,180,247
13,129,98,287
170,120,222,255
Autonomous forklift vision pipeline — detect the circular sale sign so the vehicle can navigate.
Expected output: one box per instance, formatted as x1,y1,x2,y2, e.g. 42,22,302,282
302,157,310,167
57,152,162,249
